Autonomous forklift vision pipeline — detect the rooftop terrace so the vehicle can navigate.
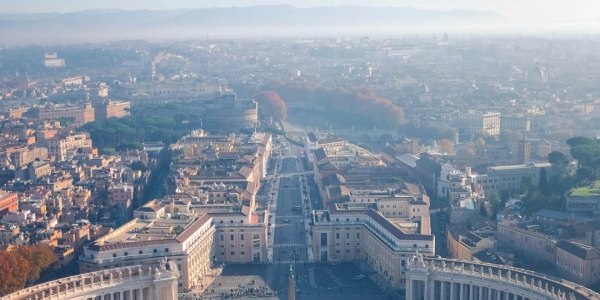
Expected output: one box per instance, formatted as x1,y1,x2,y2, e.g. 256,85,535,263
571,180,600,197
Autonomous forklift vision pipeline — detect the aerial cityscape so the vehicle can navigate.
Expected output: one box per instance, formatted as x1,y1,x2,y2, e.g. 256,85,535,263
0,1,600,300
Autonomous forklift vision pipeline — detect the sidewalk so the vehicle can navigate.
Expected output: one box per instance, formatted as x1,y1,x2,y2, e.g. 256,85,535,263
267,157,282,262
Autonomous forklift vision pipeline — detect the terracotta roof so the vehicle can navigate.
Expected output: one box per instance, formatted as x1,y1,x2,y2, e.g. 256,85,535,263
175,214,212,242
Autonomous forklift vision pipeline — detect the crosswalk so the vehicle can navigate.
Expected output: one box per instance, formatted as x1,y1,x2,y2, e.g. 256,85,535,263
275,215,303,219
273,243,305,248
324,268,343,287
308,268,317,288
273,260,305,264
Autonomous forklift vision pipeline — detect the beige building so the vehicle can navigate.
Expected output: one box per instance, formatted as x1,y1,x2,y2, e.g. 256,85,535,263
107,183,134,209
501,115,531,132
46,133,93,161
29,103,95,126
556,240,600,286
497,216,557,264
80,199,270,291
80,212,215,291
446,225,495,262
476,162,551,195
310,205,434,289
457,111,501,137
44,52,65,68
8,147,48,168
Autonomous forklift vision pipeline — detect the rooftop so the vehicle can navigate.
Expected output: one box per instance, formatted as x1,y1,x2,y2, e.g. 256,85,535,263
570,180,600,197
89,213,210,251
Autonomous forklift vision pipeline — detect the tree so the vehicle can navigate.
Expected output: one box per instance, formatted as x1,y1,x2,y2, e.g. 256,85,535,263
254,91,288,121
548,151,569,165
438,139,455,154
130,161,148,173
0,244,56,296
539,168,549,196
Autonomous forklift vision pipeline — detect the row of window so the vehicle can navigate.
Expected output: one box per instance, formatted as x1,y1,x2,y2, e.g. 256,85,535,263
111,248,169,258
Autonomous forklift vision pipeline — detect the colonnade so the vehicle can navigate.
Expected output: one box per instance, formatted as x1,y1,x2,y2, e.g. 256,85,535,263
405,254,600,300
408,278,537,300
1,262,179,300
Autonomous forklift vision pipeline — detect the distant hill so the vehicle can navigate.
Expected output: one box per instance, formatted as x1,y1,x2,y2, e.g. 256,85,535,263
0,5,503,45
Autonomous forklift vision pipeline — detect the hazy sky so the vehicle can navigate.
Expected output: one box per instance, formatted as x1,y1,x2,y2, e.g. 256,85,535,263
2,0,599,21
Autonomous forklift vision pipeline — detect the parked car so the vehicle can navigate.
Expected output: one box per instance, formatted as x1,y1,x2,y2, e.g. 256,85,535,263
353,274,366,280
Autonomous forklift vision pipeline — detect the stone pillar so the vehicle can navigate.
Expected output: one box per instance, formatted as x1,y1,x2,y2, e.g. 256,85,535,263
406,279,413,300
441,281,447,300
450,282,456,300
496,289,501,300
424,279,432,300
488,288,492,300
459,283,464,300
478,286,484,300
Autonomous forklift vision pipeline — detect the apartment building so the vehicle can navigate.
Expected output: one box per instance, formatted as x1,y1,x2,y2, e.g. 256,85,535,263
497,216,557,264
46,133,93,161
457,111,501,137
476,162,551,195
0,190,18,217
29,103,95,126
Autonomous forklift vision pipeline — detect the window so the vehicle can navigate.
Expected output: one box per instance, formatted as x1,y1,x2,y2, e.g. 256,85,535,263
356,232,360,239
153,249,157,253
220,235,224,241
139,250,143,254
241,251,245,255
413,244,417,248
113,254,117,258
346,233,350,239
336,233,340,239
231,252,235,255
165,248,169,252
124,252,128,256
241,234,245,241
230,234,234,241
320,233,328,246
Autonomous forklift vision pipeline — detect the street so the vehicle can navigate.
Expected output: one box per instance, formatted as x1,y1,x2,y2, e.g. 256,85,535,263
189,145,387,299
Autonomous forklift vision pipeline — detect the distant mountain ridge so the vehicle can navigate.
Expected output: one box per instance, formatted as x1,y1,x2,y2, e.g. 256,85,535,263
0,5,503,45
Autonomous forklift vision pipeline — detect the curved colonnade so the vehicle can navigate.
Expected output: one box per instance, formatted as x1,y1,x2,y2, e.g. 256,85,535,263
1,262,178,300
406,254,600,300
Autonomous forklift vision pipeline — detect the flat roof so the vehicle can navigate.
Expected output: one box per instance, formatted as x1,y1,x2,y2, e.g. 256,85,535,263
89,214,210,251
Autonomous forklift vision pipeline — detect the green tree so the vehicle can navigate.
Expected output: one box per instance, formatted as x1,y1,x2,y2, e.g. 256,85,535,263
130,161,148,173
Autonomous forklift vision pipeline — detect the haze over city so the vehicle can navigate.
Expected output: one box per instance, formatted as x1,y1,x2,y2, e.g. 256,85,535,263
0,1,600,300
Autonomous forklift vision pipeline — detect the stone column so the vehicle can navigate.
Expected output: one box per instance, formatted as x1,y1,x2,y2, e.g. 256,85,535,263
478,286,484,300
406,279,412,300
470,284,475,300
441,281,447,300
424,279,432,300
496,289,501,300
459,283,464,300
488,288,492,300
450,282,456,300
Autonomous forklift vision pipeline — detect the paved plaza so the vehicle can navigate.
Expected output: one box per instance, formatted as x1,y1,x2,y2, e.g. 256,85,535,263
183,262,389,300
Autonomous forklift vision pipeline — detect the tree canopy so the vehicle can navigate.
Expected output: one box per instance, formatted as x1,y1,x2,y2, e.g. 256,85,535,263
267,83,405,129
254,91,287,121
0,245,56,296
